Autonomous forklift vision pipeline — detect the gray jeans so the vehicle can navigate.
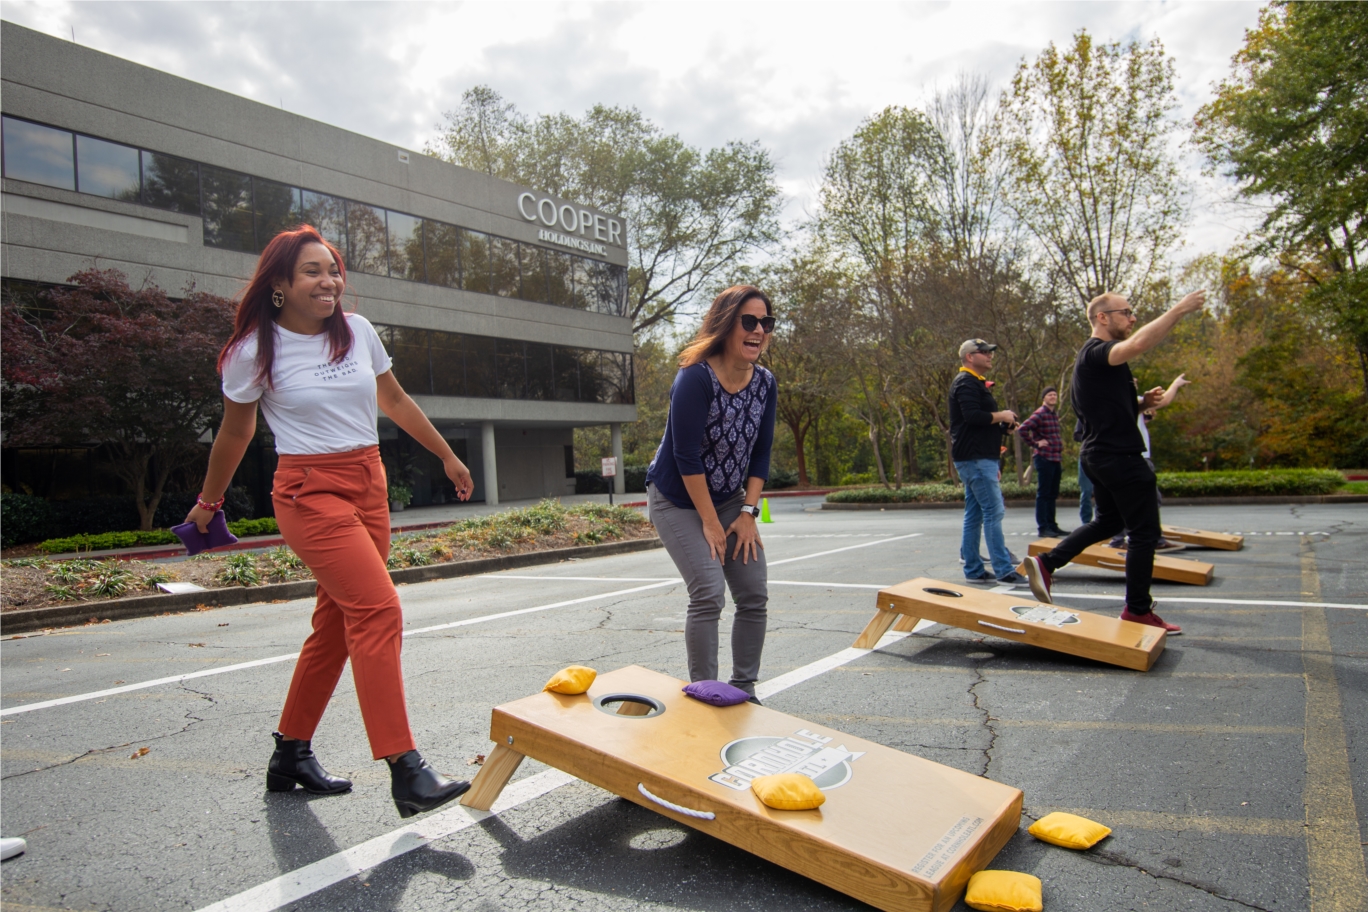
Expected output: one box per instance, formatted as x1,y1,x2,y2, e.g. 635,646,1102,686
648,484,768,694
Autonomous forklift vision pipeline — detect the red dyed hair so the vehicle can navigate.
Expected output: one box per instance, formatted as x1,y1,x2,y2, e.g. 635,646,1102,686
217,225,353,388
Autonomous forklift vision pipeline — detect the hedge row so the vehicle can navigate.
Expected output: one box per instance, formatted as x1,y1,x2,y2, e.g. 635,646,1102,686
1,488,255,548
826,468,1347,504
572,466,800,496
34,517,280,555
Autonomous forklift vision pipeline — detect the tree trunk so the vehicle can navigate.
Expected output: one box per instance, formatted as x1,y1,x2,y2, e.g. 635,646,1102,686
945,430,959,485
1013,429,1026,485
792,420,810,486
868,421,890,488
906,421,920,482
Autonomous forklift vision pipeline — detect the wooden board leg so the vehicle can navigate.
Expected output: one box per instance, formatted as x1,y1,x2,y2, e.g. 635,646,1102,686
853,608,902,649
891,613,922,633
460,742,525,811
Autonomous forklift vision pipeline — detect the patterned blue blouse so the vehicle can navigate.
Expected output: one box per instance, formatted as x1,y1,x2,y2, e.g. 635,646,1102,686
646,361,777,509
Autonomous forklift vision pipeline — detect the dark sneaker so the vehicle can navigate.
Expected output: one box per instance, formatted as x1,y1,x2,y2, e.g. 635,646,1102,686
964,570,993,582
1048,527,1072,537
996,571,1028,585
1120,606,1182,635
1019,555,1053,604
1108,536,1127,550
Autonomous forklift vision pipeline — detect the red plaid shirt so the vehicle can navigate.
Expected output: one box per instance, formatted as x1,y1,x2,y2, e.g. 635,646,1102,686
1017,405,1063,462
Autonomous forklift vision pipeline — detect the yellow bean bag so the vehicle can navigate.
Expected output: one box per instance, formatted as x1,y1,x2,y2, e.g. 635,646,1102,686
1028,811,1112,849
543,665,597,695
750,773,825,810
964,870,1043,912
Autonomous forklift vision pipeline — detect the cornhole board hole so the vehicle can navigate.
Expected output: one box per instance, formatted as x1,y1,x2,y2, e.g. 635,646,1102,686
1161,525,1245,551
853,578,1166,672
1028,538,1215,586
462,664,1023,912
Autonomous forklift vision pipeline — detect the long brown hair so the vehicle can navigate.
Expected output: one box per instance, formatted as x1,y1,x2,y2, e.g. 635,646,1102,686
677,285,773,368
217,225,352,388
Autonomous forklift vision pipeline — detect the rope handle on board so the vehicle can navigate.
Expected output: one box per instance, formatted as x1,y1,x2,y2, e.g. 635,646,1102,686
978,620,1027,634
638,783,716,820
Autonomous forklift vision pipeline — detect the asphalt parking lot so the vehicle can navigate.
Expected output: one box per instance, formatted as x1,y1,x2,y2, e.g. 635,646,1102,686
2,497,1365,912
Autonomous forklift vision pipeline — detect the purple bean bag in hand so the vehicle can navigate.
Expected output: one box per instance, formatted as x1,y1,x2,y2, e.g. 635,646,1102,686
682,680,752,707
171,511,239,556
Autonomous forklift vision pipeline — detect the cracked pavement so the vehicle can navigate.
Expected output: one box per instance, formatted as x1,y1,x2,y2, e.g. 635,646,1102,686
2,497,1365,911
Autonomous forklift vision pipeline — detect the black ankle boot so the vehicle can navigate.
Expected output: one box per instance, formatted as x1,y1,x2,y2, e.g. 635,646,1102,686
266,732,352,795
388,750,469,819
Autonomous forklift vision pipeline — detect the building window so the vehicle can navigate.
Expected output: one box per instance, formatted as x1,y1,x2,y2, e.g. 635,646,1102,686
424,220,460,288
386,210,424,282
387,326,431,394
253,178,301,251
543,249,572,308
489,236,522,298
2,117,74,190
464,334,498,399
301,190,346,251
201,165,254,252
141,151,200,214
429,330,466,397
461,229,491,294
346,202,388,276
75,135,140,201
526,342,554,400
553,346,581,402
496,338,527,399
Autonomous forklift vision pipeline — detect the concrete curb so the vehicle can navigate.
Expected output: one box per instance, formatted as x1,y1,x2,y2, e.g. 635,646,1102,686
0,537,664,635
821,494,1368,511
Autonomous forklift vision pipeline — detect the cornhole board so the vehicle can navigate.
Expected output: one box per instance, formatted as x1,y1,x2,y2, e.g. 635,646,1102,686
854,578,1166,672
1028,538,1215,586
1161,525,1244,551
461,664,1022,912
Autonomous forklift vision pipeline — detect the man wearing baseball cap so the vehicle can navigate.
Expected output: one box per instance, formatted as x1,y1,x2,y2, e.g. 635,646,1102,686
949,339,1027,585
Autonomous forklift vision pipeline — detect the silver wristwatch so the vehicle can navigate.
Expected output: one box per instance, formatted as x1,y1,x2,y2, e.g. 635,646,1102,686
739,503,760,517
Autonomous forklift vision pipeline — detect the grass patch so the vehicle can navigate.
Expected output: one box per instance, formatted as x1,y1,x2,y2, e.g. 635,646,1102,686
1336,480,1368,495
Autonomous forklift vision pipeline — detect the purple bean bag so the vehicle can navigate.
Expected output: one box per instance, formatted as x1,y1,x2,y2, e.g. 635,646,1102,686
682,680,752,706
171,511,239,556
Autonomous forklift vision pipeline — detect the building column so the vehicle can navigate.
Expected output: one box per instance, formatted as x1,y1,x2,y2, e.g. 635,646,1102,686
482,420,499,506
610,422,625,496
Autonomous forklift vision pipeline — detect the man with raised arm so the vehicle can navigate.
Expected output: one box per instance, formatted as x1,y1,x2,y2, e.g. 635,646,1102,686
1018,290,1207,634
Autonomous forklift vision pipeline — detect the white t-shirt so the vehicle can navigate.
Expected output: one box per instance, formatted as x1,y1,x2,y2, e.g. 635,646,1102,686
222,313,393,455
1137,413,1152,459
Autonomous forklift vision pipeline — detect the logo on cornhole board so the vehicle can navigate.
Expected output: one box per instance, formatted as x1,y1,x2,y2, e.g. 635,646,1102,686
1009,605,1080,627
709,728,865,791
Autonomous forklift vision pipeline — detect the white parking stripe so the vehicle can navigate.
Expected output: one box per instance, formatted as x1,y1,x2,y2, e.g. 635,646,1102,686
191,624,934,912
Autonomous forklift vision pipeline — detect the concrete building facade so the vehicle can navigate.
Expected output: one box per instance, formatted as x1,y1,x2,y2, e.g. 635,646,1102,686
1,23,635,509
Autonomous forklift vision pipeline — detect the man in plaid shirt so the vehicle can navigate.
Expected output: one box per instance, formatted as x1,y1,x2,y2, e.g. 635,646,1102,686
1016,387,1069,538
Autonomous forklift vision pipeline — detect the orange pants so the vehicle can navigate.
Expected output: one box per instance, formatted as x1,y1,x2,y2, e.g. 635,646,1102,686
272,446,415,760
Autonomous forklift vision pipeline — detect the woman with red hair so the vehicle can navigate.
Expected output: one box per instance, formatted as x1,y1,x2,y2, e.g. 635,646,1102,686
186,226,473,818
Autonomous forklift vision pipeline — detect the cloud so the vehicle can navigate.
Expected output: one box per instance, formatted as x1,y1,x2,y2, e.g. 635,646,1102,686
3,1,1263,255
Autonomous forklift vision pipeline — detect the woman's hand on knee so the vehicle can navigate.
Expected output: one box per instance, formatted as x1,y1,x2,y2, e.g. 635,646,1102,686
702,517,728,562
726,513,763,564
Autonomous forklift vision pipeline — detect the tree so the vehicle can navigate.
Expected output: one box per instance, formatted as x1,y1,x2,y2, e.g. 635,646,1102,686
428,87,783,333
1194,1,1368,395
2,270,235,529
992,30,1188,308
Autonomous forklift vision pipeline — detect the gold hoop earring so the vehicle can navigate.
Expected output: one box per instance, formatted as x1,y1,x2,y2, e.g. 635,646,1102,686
271,290,284,309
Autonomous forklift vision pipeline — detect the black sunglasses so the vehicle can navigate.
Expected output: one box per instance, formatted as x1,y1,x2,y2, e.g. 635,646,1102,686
739,314,776,334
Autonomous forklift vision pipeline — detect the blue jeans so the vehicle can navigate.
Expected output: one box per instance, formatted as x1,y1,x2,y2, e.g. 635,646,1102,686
955,459,1015,579
1078,464,1094,524
1033,455,1062,535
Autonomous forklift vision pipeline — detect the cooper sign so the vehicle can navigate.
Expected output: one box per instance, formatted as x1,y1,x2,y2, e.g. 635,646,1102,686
518,192,623,248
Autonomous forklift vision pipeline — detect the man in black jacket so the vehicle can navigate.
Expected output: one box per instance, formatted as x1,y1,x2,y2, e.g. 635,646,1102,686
949,339,1027,584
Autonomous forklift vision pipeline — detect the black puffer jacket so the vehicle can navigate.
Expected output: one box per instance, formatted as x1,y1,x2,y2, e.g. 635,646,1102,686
948,370,1008,462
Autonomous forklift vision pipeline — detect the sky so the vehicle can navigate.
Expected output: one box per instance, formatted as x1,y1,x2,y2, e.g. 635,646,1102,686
2,1,1265,260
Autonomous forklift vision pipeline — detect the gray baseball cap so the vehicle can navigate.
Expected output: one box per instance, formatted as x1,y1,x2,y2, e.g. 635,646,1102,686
958,339,998,357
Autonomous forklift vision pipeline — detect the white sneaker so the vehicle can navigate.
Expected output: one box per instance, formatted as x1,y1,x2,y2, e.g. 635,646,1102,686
1,837,26,860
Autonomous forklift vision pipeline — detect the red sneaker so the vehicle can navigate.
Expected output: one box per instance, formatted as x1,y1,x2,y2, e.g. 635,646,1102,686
1019,555,1052,604
1120,606,1182,635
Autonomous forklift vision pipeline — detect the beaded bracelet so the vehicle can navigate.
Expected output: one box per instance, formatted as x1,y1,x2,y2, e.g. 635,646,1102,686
196,493,225,512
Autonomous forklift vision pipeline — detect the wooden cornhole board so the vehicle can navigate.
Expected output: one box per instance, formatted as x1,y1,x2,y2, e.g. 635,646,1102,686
461,664,1023,912
1028,538,1215,586
1161,525,1245,551
854,578,1166,672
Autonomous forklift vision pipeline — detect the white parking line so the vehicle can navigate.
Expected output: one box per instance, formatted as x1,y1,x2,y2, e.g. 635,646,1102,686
191,628,931,912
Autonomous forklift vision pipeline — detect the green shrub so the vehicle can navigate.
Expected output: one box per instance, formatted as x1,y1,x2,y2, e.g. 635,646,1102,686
1,493,58,548
764,468,799,490
227,517,279,537
36,530,179,553
216,553,261,586
826,468,1347,503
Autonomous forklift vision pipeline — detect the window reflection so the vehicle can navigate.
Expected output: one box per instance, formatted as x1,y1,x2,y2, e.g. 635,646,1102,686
201,165,254,252
142,151,200,214
577,350,604,403
461,229,491,294
300,190,346,251
388,327,431,394
489,236,521,298
496,338,526,399
387,211,424,282
526,342,554,400
346,202,388,275
543,250,572,308
2,117,74,190
568,256,593,310
75,135,140,201
600,352,634,404
424,220,460,288
253,178,301,251
464,334,497,399
553,346,581,402
430,331,465,397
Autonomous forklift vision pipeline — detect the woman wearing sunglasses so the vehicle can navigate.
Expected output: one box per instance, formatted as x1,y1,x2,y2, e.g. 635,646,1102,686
646,285,778,702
